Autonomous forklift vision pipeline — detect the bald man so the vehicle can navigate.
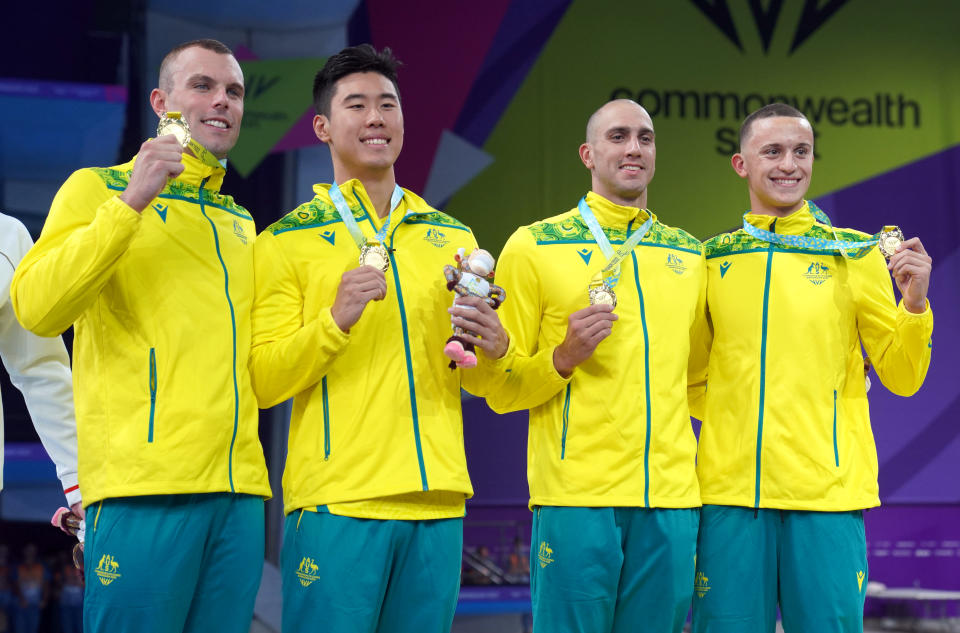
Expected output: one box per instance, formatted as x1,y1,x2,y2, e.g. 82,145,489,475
11,39,269,633
484,99,707,632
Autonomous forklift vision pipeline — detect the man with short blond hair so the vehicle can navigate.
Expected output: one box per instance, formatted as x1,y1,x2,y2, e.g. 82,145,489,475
12,39,270,633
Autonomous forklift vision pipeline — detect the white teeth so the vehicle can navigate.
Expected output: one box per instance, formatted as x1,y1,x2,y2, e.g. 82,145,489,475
204,120,227,129
622,165,641,171
773,178,799,185
364,139,388,145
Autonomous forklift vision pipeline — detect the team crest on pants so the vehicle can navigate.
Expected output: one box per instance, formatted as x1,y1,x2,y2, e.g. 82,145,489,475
297,557,320,587
694,570,710,598
538,542,554,568
95,554,121,585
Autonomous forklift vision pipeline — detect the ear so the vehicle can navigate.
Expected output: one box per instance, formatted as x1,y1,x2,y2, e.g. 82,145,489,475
578,142,594,169
149,89,167,118
731,153,748,179
314,114,331,144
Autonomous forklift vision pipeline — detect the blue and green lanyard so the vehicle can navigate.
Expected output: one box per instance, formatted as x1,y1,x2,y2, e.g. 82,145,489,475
329,182,408,249
740,201,878,259
577,196,653,286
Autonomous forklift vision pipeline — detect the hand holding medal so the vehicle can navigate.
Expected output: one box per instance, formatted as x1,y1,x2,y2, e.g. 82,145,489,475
118,120,186,213
882,228,932,314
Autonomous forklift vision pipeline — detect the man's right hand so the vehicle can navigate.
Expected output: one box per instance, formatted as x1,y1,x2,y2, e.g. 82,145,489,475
331,266,388,333
553,304,618,378
119,136,185,213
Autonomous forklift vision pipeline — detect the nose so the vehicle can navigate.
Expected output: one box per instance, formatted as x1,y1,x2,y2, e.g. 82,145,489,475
367,106,385,126
625,136,643,156
779,151,797,172
210,85,230,110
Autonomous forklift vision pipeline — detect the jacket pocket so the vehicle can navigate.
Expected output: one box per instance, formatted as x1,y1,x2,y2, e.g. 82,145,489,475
832,389,839,467
148,348,157,443
322,376,330,460
561,383,571,460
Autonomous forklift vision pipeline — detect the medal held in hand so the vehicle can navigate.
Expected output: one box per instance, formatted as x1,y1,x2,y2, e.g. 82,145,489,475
877,226,904,260
330,182,409,273
156,111,191,148
156,111,225,170
359,240,390,272
588,273,617,307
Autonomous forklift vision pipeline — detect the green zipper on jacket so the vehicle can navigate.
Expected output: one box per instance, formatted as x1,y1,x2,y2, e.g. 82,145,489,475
560,384,571,460
199,177,240,493
631,249,653,508
833,389,839,467
357,192,429,490
754,219,776,508
148,348,157,442
322,376,331,460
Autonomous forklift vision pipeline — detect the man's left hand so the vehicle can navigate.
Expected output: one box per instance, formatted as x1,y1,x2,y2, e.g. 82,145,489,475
888,237,932,313
448,296,509,360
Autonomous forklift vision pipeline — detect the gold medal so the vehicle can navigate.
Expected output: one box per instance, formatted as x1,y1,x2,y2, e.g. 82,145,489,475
588,278,617,308
157,111,190,148
155,111,224,171
359,241,390,272
877,225,904,260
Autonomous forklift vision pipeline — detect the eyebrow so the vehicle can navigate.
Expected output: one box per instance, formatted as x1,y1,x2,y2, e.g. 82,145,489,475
606,126,655,136
185,74,244,93
342,92,399,102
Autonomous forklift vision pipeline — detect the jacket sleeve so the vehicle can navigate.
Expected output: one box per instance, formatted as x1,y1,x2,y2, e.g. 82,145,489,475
687,249,711,421
11,169,142,337
855,248,933,397
0,216,80,505
248,230,351,408
479,228,570,413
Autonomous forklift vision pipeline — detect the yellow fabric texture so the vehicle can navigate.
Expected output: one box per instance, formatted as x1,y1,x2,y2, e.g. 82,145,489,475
11,154,271,507
489,191,707,509
250,180,511,518
692,201,933,511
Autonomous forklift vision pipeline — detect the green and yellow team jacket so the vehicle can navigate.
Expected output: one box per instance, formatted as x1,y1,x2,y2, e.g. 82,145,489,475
487,191,706,509
250,180,511,518
11,154,271,507
692,201,933,511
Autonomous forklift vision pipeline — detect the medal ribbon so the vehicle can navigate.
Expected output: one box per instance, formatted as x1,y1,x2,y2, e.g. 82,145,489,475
577,197,653,286
742,208,880,260
329,182,407,251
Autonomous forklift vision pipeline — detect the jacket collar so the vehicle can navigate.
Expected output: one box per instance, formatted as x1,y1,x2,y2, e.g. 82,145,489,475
744,200,815,235
584,191,656,228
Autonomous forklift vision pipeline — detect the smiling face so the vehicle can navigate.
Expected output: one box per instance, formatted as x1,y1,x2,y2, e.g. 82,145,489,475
579,100,656,208
151,46,244,159
313,71,403,181
733,115,814,216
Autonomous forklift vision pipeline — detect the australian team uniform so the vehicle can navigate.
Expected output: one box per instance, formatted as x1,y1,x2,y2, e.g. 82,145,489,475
11,154,271,633
250,179,513,633
690,201,933,633
489,191,707,633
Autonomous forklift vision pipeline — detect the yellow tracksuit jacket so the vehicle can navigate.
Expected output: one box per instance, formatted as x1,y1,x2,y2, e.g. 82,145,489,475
488,191,706,509
250,180,511,517
692,201,933,511
11,154,271,507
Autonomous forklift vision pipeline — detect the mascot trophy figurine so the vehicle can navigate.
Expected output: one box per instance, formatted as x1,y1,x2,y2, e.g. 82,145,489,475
443,248,506,369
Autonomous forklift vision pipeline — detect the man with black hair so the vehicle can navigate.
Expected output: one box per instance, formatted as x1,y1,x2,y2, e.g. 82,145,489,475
249,44,511,632
12,39,270,633
690,103,933,632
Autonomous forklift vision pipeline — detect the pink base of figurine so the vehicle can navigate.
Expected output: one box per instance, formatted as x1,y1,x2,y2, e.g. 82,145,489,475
444,341,477,368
